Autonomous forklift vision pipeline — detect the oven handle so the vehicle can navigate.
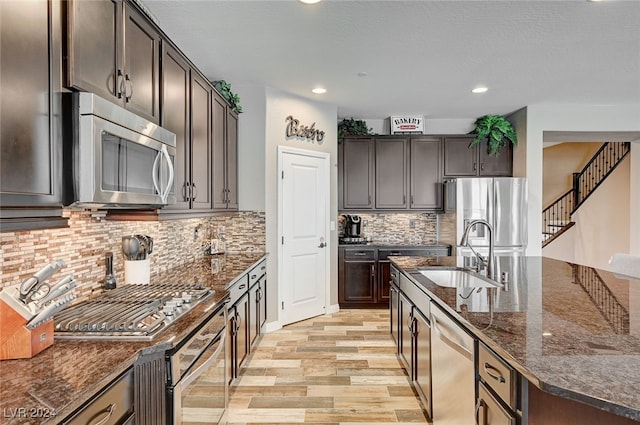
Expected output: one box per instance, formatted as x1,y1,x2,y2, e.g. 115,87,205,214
178,331,225,391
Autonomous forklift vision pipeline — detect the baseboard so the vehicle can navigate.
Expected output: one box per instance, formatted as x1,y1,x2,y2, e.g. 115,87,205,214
325,303,340,314
263,320,283,333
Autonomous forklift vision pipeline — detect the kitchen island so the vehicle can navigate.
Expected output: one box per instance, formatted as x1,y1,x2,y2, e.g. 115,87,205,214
390,255,640,424
0,252,266,424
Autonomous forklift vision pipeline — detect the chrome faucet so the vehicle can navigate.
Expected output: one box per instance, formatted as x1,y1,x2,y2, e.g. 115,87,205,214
459,219,495,280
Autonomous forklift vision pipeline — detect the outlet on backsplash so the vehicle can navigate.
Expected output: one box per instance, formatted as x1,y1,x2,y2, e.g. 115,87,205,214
409,219,416,229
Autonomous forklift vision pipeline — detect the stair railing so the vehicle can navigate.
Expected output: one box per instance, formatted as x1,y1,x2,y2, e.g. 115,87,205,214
572,142,631,211
572,264,629,334
542,142,631,247
542,189,575,247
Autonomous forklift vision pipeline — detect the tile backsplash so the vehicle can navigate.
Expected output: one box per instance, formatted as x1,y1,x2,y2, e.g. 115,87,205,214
0,210,265,302
338,212,456,246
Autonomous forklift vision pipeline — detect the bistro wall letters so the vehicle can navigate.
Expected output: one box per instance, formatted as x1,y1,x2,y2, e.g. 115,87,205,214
285,115,325,144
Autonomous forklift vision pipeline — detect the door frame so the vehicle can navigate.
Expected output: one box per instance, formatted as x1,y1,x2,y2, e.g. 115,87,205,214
277,145,331,325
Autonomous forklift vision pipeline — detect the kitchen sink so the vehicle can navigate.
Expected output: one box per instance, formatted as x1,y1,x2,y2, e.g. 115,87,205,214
418,269,501,288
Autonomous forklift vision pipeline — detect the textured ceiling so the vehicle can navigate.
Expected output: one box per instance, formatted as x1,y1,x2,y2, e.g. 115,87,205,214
142,0,640,120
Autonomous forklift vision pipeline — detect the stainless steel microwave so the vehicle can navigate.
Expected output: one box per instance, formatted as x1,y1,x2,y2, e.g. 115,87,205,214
64,92,176,208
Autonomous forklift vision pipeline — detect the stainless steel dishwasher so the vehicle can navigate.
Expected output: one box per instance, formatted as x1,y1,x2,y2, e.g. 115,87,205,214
430,302,475,424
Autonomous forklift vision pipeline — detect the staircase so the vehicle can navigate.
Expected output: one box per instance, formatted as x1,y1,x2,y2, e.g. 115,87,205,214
542,142,631,247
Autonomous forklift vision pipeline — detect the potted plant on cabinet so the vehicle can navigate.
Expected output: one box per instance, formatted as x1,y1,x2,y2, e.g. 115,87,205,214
212,80,242,113
468,114,517,156
338,118,373,139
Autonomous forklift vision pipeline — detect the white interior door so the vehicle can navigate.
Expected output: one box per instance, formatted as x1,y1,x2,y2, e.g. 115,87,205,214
278,146,329,326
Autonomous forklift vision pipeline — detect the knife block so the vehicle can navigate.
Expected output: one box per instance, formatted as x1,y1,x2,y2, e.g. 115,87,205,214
0,299,54,360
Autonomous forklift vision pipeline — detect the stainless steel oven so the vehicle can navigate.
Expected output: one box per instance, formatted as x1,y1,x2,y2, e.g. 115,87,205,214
64,92,176,208
166,305,227,425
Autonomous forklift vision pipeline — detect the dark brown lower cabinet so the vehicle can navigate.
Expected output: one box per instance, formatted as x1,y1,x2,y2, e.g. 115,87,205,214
413,308,432,420
339,248,377,307
398,292,413,371
229,292,249,380
339,245,450,309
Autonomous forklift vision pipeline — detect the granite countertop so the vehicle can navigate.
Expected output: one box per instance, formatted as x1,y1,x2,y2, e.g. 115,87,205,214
390,255,640,421
0,252,266,424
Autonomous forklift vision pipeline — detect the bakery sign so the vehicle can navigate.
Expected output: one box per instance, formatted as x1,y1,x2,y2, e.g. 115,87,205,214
391,115,424,134
285,115,325,145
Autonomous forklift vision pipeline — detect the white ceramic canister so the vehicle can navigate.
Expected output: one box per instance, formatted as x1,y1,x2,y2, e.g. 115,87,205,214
124,259,150,284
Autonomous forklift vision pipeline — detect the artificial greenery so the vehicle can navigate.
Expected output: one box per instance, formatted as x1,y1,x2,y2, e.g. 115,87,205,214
338,118,373,139
468,114,518,156
212,80,242,113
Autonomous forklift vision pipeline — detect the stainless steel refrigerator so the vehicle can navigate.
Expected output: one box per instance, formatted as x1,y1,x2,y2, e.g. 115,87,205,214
445,177,528,255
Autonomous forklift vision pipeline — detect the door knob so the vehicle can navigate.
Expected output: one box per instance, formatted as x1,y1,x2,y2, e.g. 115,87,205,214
318,242,326,248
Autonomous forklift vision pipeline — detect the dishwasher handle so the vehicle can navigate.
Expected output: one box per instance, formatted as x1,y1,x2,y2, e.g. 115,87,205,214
432,312,473,361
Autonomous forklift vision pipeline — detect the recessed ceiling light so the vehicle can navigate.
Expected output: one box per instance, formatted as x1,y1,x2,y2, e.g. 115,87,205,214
299,0,322,4
472,86,488,94
357,72,368,77
312,87,327,94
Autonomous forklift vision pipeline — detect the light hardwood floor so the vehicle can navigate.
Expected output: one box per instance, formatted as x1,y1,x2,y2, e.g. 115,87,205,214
227,309,429,424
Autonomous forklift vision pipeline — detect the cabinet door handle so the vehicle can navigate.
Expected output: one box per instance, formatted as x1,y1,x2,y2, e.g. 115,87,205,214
116,69,125,99
475,399,486,425
191,183,198,201
483,362,506,383
229,316,237,336
473,162,477,171
480,163,485,171
87,403,117,425
238,284,246,290
182,182,190,202
124,74,133,102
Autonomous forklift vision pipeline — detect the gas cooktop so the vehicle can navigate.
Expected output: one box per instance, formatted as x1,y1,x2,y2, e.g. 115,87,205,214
53,283,212,341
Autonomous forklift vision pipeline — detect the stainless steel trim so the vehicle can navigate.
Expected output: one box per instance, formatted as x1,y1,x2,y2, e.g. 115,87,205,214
77,92,175,147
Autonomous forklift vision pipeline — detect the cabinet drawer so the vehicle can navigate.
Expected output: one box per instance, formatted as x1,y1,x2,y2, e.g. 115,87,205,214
344,249,375,261
228,275,249,305
477,382,516,425
249,259,266,288
399,273,430,317
478,342,516,410
65,369,133,425
390,266,400,286
379,247,449,259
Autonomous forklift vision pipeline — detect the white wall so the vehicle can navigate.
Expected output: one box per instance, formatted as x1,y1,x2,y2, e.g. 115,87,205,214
236,85,266,211
542,158,631,271
631,142,640,256
236,84,338,325
515,104,640,257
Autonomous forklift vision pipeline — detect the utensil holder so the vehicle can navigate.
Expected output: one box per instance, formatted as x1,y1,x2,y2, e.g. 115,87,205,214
124,259,150,285
0,299,54,360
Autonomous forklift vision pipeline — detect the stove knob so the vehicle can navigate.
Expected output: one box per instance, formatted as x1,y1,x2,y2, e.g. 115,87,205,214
171,297,184,307
182,293,193,303
163,306,176,316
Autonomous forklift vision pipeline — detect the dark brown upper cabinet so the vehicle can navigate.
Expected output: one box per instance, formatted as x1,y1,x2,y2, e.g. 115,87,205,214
339,136,443,212
341,137,375,210
0,0,67,232
376,137,408,209
65,0,160,124
443,136,512,177
212,93,239,211
160,42,213,215
410,137,443,210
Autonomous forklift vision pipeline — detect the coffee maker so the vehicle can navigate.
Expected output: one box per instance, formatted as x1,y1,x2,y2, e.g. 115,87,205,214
341,215,366,243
